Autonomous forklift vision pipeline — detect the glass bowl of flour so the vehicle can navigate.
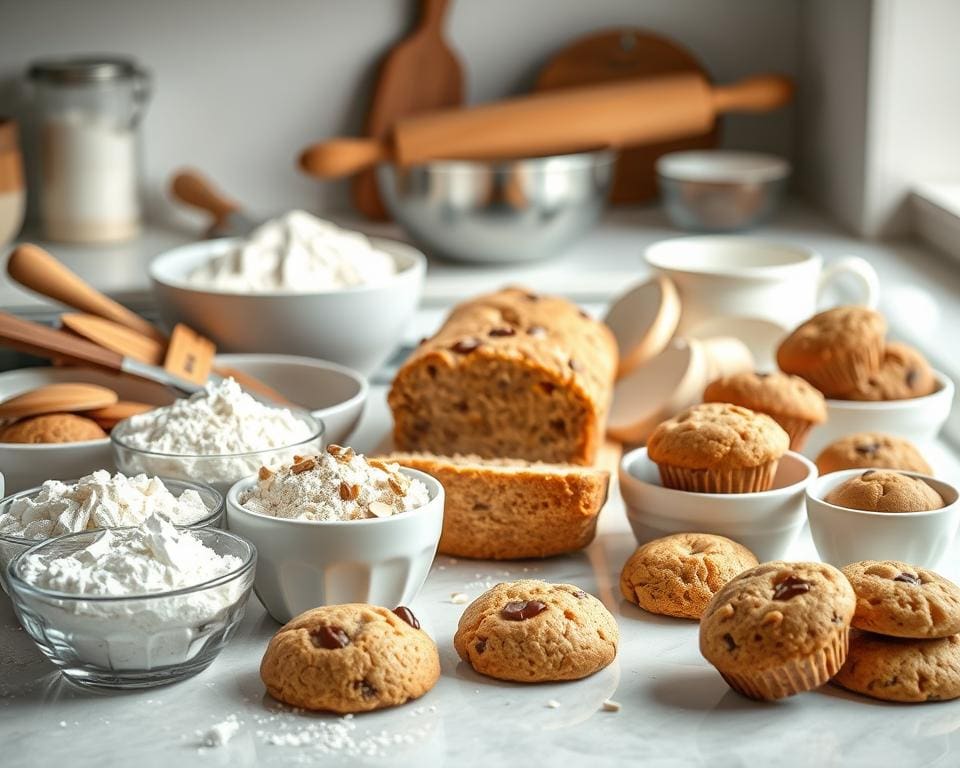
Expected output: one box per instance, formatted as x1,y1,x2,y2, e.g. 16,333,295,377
6,515,256,689
0,471,223,591
110,377,324,495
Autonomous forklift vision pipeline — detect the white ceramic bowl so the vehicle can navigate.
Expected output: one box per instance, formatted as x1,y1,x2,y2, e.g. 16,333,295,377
226,468,443,623
619,447,817,561
804,370,954,457
806,469,960,569
215,354,367,445
0,367,176,494
150,237,426,375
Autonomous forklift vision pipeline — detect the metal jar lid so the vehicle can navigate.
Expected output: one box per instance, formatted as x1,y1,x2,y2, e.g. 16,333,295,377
28,56,144,84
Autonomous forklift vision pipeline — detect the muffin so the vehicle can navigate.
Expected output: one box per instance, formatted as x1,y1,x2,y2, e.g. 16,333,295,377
825,470,944,512
815,432,932,475
776,307,886,397
619,533,758,619
646,403,790,494
699,561,856,700
844,342,938,401
703,371,826,451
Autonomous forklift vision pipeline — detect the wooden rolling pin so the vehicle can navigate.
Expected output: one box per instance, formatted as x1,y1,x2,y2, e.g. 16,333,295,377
300,73,793,178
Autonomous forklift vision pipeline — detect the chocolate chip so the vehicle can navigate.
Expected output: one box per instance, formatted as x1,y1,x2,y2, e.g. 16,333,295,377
578,309,590,320
527,325,547,338
568,358,581,372
772,575,811,601
413,419,431,433
452,338,481,354
392,606,420,629
454,400,469,413
572,589,587,599
488,327,516,338
426,364,438,379
524,292,539,301
906,368,919,387
309,625,349,649
549,417,566,433
723,633,737,652
894,572,921,585
356,679,377,698
855,442,880,456
501,600,547,621
538,381,557,395
474,638,487,654
418,336,428,346
862,470,877,479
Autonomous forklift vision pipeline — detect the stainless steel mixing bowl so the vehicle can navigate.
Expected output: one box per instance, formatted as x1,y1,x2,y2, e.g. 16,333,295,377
376,149,615,263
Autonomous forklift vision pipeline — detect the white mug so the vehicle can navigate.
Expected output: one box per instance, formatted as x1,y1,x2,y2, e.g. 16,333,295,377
644,236,880,368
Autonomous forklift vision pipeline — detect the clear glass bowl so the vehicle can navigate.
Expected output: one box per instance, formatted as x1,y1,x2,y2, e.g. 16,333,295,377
6,526,256,689
110,410,325,496
0,477,224,591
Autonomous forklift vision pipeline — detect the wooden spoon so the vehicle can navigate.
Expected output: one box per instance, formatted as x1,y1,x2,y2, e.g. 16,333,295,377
0,383,118,420
352,0,464,220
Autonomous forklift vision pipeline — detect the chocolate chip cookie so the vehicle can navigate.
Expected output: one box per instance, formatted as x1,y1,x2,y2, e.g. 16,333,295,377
453,579,618,682
842,560,960,638
699,561,856,700
845,342,937,401
833,631,960,703
825,470,943,512
620,533,758,620
815,432,932,476
260,604,440,713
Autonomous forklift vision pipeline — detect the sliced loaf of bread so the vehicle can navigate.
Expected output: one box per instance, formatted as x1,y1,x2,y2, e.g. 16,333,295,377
383,452,610,560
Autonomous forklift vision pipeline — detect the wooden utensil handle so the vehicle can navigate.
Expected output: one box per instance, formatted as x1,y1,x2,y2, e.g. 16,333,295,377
7,244,166,343
0,311,124,370
299,138,388,179
712,74,795,113
169,169,240,221
420,0,450,30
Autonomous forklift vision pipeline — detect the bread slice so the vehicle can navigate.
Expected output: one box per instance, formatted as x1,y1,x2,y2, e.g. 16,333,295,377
383,452,610,560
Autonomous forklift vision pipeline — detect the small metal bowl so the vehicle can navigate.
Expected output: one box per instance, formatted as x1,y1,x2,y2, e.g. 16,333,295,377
377,149,615,263
657,150,790,232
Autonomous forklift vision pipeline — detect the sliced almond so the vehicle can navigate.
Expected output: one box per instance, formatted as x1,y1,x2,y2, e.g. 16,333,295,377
387,475,407,497
339,481,359,501
327,444,344,456
291,458,316,475
258,466,274,481
367,501,394,518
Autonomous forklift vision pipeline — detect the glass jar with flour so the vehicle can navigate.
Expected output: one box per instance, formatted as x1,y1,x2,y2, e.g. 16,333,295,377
28,56,150,243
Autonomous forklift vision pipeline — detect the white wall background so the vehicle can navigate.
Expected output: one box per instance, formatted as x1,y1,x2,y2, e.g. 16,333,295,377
0,0,800,225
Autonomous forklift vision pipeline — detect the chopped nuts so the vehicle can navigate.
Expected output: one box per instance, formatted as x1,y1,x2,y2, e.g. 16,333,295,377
339,481,359,501
601,699,621,712
387,475,408,497
258,466,273,481
291,458,316,474
367,501,394,518
326,444,344,456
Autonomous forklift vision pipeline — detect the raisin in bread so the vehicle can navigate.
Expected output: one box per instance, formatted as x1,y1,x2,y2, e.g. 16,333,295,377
384,452,610,560
388,287,617,465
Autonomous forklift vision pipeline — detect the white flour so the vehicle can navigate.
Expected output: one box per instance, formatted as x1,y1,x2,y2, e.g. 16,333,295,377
187,210,396,293
112,378,318,492
0,470,212,540
16,515,250,671
239,446,430,521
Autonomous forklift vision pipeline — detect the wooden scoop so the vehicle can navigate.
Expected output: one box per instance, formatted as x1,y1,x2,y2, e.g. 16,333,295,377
301,73,794,178
0,383,118,420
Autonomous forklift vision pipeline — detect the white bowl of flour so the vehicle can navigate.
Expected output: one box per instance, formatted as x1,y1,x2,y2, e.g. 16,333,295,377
149,212,426,375
110,377,324,495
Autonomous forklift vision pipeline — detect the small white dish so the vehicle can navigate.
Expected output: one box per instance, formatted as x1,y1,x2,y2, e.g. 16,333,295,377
0,367,175,494
806,469,960,569
214,354,367,445
226,467,444,623
804,370,954,457
150,236,426,375
619,447,816,561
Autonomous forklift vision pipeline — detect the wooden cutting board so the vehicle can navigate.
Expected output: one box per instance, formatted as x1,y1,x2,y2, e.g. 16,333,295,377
534,28,719,204
352,0,464,220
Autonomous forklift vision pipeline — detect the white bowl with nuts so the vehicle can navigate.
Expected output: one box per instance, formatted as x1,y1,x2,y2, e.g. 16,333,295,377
225,445,444,623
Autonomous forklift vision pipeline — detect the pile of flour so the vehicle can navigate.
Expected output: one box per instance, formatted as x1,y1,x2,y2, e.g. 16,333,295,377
240,446,430,521
0,471,211,540
187,210,397,293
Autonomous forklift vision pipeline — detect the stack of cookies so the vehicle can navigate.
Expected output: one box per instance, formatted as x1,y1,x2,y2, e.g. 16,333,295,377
777,306,938,401
835,560,960,703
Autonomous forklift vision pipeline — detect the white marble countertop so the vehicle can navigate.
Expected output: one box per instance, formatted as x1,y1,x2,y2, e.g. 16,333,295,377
3,388,960,768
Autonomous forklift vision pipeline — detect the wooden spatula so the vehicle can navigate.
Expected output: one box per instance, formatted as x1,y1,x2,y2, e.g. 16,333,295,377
352,0,464,220
0,383,118,420
60,313,165,366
